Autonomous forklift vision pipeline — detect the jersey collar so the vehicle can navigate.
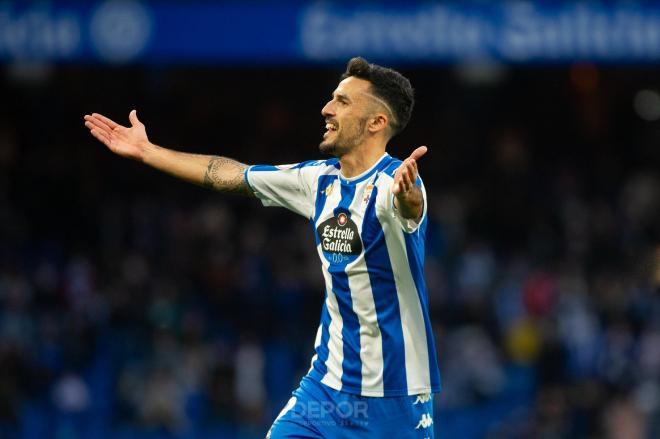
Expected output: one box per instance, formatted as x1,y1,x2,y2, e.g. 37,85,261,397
338,153,393,185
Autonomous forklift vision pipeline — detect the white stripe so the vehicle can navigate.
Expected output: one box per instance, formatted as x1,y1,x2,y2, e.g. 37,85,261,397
317,177,345,390
320,265,344,390
345,179,384,396
375,176,431,392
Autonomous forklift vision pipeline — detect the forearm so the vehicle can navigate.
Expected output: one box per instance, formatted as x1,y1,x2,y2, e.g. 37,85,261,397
141,142,253,196
394,186,424,221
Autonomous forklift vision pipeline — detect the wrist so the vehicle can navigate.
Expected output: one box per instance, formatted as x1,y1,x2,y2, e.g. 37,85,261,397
139,141,160,164
393,187,423,219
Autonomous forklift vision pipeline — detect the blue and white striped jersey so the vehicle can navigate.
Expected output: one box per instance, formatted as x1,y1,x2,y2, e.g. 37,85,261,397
244,153,441,397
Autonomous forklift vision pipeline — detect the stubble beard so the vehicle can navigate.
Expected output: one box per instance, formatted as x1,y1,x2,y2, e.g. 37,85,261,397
318,139,337,155
319,118,368,157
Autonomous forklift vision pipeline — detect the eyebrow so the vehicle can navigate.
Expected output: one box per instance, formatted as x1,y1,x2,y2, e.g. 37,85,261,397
333,92,352,103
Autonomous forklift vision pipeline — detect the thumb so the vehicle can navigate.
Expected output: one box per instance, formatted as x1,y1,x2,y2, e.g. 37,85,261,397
128,109,141,127
409,145,428,162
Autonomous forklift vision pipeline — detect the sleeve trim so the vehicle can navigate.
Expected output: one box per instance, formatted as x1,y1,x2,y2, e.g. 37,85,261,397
243,165,257,194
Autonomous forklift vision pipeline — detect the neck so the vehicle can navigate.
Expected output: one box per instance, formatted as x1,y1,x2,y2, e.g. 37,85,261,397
338,141,387,178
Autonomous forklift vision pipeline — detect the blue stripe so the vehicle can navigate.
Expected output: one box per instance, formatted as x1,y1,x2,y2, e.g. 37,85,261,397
309,299,332,380
330,182,362,393
336,181,354,212
403,214,442,392
325,158,340,169
250,160,323,173
308,173,338,385
249,164,280,172
243,166,256,193
383,159,402,178
313,175,337,224
361,185,409,396
291,160,323,169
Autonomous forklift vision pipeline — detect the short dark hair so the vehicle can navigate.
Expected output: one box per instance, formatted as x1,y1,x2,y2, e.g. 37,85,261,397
341,57,414,136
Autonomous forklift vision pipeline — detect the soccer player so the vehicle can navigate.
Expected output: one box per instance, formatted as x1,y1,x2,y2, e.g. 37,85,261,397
84,57,440,438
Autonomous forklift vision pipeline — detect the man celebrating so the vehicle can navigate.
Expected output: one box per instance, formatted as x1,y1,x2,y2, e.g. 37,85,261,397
84,57,440,438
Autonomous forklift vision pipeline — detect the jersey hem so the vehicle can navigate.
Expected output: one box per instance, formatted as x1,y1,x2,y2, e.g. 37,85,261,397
306,374,441,397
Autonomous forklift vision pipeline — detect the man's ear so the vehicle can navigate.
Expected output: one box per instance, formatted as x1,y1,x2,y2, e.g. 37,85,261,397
368,113,389,134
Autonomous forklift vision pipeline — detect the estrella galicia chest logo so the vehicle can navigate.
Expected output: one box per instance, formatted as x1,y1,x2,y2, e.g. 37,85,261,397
316,209,363,264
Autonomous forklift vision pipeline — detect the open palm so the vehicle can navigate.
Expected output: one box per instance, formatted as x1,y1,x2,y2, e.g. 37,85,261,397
392,145,427,197
84,110,149,161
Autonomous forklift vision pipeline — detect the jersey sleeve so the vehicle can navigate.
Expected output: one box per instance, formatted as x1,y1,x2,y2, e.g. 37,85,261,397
390,177,427,233
378,164,428,233
244,161,320,219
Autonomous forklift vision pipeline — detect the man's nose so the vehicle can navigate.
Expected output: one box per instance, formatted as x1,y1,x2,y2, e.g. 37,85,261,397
321,101,335,117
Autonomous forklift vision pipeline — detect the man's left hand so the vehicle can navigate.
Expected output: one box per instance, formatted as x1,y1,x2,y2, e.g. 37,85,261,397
392,146,427,220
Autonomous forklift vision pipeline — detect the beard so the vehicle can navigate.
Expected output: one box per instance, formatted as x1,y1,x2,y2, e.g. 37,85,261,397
319,117,368,157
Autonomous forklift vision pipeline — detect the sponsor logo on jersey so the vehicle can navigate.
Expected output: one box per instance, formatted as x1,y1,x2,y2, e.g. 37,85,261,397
316,210,363,262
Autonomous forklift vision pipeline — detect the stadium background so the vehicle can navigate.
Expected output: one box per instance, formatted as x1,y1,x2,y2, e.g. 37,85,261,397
1,1,660,438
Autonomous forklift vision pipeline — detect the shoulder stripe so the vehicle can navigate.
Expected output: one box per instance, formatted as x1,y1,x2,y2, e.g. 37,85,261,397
250,164,280,172
383,159,403,177
291,160,325,169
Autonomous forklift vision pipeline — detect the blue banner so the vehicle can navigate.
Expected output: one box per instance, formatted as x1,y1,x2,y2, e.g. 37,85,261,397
2,1,660,64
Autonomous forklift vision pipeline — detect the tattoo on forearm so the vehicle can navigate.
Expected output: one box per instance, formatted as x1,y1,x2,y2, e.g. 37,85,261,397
203,156,252,196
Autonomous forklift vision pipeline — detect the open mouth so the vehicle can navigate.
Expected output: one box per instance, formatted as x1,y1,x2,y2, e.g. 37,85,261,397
324,121,338,138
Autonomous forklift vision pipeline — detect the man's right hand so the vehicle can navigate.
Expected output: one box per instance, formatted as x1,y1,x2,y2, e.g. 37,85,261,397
84,110,150,162
83,109,253,196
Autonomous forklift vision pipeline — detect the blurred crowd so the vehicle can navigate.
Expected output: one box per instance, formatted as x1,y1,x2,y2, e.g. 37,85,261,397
1,65,660,439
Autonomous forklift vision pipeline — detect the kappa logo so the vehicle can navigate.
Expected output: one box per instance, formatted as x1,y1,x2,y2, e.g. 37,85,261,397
415,413,433,429
413,394,432,404
324,182,335,197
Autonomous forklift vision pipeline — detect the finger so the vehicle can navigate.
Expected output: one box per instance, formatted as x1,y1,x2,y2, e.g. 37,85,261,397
410,158,418,174
90,128,111,146
84,114,106,129
401,165,412,192
409,145,427,162
393,165,404,183
91,113,119,130
128,109,140,127
406,161,418,182
406,159,416,174
85,118,113,136
87,114,115,133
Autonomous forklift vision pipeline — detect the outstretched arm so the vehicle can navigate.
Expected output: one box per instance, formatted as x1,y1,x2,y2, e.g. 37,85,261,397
392,145,427,221
83,110,253,196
